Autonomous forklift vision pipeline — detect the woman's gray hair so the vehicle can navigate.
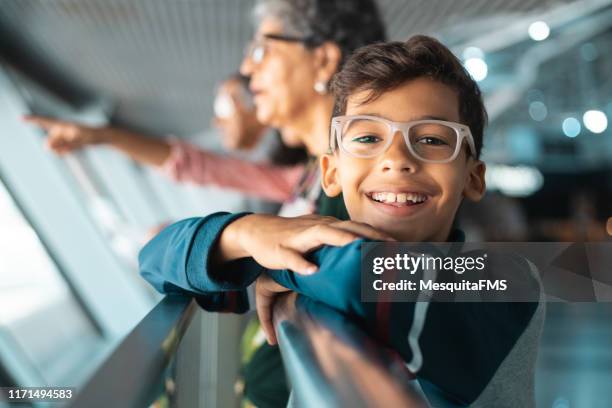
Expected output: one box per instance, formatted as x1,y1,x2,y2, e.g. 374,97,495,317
252,0,387,65
253,0,312,38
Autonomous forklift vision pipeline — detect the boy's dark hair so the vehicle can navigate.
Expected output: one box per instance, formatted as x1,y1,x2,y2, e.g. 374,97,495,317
331,35,487,158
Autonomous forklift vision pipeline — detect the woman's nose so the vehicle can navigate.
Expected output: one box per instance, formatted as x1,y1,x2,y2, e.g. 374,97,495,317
240,54,254,76
380,132,418,173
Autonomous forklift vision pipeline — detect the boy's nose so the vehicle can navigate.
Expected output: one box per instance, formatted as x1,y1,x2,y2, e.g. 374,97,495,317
379,132,419,173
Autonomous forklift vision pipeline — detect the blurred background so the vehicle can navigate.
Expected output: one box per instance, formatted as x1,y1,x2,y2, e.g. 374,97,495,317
0,0,610,407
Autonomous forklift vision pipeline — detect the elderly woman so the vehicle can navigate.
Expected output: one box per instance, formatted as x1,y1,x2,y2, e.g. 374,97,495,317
240,0,386,218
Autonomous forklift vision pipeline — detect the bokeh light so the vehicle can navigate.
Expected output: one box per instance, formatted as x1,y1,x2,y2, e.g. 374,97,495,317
562,117,581,138
464,58,488,81
583,110,608,133
528,21,550,41
529,101,548,121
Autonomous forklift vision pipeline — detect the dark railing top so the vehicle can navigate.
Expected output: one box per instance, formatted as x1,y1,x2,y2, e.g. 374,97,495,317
273,294,428,407
69,295,196,408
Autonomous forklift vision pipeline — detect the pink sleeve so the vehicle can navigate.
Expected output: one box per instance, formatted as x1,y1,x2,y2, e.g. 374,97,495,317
159,139,304,203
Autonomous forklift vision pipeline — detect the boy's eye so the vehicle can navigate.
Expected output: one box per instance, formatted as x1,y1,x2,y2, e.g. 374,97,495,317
415,136,449,146
351,135,381,144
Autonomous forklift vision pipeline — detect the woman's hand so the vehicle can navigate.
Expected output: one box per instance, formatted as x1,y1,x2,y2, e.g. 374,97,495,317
22,115,103,154
218,213,395,275
23,115,172,166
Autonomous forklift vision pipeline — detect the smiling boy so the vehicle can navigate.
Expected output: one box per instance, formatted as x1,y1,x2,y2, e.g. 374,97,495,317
140,36,543,407
321,72,485,243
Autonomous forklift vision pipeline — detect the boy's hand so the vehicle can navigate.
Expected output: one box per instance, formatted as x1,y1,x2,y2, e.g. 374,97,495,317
256,274,298,345
22,115,104,154
219,214,395,275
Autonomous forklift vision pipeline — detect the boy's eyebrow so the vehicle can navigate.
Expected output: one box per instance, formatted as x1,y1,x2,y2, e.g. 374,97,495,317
356,113,452,122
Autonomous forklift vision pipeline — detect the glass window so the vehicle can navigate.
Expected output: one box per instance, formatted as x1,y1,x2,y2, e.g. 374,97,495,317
0,177,103,386
7,68,147,275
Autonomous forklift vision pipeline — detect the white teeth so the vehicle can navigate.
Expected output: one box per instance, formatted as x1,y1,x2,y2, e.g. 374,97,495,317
407,193,427,203
370,192,427,204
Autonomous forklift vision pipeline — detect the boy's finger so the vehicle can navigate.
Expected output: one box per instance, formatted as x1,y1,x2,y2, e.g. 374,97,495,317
332,221,396,241
335,221,394,240
279,247,318,275
307,224,360,248
261,277,291,293
255,282,277,345
256,305,275,345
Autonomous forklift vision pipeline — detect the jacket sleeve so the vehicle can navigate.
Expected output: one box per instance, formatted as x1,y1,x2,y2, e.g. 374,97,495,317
159,139,305,203
139,211,265,313
268,242,541,405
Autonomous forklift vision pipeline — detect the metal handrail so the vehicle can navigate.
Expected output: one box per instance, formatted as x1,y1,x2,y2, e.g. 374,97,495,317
273,294,428,407
71,292,428,407
69,295,196,408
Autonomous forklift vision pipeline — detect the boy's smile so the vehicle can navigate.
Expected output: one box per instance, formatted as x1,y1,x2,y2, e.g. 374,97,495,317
365,187,433,215
321,77,486,242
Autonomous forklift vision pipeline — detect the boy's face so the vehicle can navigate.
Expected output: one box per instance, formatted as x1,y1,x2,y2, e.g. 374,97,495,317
321,78,486,241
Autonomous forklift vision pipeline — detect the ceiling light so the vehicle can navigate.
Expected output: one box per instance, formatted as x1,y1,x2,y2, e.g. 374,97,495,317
583,110,608,134
528,21,550,41
464,58,488,82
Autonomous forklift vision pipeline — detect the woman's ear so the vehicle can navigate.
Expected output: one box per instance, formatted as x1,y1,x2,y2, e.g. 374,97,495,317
463,160,486,202
320,153,342,197
313,42,342,86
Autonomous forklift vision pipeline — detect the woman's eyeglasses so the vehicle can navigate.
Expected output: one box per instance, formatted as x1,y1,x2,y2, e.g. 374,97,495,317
244,33,318,65
330,115,477,163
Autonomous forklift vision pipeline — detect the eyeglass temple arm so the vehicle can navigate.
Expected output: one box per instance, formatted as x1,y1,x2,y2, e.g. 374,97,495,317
463,129,478,158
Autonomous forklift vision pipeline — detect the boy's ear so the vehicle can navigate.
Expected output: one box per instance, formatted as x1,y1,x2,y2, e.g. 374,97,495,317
463,160,486,202
312,42,342,85
320,153,342,197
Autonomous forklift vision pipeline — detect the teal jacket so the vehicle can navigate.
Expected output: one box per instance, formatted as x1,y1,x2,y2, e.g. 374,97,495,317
139,212,542,406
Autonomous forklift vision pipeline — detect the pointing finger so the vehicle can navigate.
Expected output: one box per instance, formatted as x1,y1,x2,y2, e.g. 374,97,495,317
22,115,64,129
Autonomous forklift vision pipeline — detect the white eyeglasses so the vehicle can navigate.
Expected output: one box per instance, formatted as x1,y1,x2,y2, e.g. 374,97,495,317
330,115,477,163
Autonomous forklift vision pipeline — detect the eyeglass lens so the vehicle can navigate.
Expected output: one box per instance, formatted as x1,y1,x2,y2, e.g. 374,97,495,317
245,41,265,64
340,118,459,161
